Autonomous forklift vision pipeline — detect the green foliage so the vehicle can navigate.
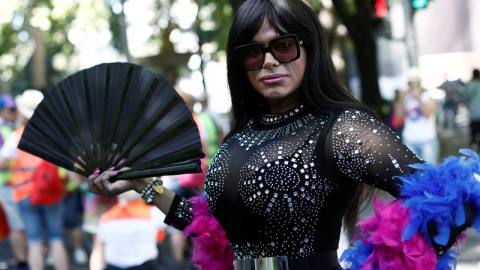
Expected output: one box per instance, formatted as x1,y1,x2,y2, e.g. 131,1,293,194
344,0,357,15
194,0,233,56
2,0,235,92
0,24,17,56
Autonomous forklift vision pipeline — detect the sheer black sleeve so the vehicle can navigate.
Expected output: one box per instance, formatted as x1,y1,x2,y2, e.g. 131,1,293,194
164,194,194,231
325,109,423,197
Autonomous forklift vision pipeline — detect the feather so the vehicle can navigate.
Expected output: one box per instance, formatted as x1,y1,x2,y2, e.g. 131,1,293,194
184,194,234,270
398,149,480,246
341,149,480,269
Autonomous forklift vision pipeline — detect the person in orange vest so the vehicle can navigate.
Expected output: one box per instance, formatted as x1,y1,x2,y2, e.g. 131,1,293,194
89,190,171,270
0,89,69,270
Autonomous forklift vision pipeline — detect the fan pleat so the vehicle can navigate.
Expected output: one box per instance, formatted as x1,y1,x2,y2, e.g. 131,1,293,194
106,75,159,166
30,101,90,169
103,65,134,169
110,95,178,166
117,118,198,168
18,62,204,180
58,80,96,167
116,161,202,180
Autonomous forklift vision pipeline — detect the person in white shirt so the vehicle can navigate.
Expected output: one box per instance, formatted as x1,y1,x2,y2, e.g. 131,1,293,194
89,190,171,270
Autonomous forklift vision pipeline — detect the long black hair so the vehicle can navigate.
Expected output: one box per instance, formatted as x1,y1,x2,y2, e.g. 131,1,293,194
225,0,375,234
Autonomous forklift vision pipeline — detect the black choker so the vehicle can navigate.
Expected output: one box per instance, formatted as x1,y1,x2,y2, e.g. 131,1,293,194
260,103,307,124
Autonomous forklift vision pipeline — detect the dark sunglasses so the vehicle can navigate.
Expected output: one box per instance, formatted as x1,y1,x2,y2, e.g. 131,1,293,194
235,34,303,71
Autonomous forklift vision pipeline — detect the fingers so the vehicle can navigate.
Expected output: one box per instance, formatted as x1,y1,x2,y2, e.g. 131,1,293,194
87,167,119,197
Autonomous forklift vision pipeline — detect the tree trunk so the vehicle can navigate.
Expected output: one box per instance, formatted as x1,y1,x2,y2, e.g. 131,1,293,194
332,0,385,115
31,27,47,90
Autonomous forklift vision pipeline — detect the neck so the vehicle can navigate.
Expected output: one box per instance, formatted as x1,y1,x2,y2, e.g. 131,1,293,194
267,94,303,114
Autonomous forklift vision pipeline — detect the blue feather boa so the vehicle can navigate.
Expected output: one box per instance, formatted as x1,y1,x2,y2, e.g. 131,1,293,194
340,149,480,270
398,149,480,246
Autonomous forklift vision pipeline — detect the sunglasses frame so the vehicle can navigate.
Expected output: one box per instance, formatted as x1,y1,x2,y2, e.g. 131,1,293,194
235,34,303,71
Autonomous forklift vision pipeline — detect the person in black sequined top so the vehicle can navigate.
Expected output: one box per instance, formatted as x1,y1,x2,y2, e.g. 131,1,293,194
87,0,475,269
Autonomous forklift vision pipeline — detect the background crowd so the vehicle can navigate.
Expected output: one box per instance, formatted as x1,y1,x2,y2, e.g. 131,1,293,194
0,90,224,270
0,67,479,269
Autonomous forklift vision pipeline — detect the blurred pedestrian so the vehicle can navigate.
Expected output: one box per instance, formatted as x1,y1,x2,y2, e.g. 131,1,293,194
460,68,480,151
0,90,69,270
0,94,18,130
400,80,440,164
63,171,88,265
89,190,169,270
385,89,405,138
0,94,28,270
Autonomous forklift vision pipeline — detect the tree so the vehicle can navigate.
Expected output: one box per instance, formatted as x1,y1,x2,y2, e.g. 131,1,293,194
0,0,110,93
331,0,385,114
1,0,234,95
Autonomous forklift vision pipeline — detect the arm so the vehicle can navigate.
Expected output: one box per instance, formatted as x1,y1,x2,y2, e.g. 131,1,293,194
87,170,192,230
88,171,176,214
0,132,19,170
326,109,421,197
331,111,480,267
418,95,436,118
89,235,105,270
393,91,406,121
0,157,12,170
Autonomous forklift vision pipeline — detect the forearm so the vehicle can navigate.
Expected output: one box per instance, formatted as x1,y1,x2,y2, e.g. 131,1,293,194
89,238,105,270
132,178,176,215
418,99,436,118
149,187,176,215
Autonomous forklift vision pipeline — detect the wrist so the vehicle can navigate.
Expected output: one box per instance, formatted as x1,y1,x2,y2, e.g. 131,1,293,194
133,178,150,193
140,177,164,205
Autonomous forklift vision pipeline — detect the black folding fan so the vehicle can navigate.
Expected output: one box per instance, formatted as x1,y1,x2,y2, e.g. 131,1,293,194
18,62,204,180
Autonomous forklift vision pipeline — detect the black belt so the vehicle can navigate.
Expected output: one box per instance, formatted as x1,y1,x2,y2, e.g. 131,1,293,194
289,251,341,270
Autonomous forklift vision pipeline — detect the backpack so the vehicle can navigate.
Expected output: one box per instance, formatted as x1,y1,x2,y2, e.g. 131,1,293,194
30,160,65,205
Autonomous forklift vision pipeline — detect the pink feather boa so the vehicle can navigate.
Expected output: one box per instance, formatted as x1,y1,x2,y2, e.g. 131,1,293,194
183,195,234,270
356,197,437,269
341,196,467,270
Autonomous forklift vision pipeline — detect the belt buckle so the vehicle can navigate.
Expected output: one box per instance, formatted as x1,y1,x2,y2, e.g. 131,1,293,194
234,256,289,270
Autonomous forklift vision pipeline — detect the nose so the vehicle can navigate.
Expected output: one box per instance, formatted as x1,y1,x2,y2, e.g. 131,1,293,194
262,51,279,69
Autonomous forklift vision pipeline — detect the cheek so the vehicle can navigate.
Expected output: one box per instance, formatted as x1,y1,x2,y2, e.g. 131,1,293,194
247,71,258,89
292,61,306,83
292,49,307,82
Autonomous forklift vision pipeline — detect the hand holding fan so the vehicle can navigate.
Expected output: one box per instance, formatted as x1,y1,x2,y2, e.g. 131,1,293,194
18,62,204,180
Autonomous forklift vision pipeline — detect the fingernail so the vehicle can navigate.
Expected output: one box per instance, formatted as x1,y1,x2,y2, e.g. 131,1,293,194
107,167,115,172
93,168,100,175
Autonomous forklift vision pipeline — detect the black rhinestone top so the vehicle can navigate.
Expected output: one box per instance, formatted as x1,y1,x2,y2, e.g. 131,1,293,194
165,107,422,264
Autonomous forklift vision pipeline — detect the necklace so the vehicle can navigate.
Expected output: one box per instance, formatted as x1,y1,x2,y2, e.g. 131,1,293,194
260,103,307,124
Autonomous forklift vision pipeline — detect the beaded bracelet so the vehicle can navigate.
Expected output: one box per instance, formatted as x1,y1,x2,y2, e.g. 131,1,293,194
140,177,164,205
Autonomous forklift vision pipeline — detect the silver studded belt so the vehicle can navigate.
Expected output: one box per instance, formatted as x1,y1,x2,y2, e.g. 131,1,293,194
233,251,340,270
234,256,289,270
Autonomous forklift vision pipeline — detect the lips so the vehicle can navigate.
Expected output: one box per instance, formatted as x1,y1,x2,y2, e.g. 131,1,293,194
260,74,286,85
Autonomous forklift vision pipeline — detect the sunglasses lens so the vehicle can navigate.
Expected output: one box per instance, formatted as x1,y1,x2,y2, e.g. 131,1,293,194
271,37,298,62
236,35,300,70
238,44,264,70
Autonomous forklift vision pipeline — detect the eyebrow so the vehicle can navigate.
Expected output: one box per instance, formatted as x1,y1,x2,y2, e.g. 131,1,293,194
250,34,283,46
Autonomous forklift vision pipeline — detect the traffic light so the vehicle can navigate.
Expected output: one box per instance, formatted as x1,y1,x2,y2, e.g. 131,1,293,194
411,0,429,9
375,0,388,18
369,0,391,37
